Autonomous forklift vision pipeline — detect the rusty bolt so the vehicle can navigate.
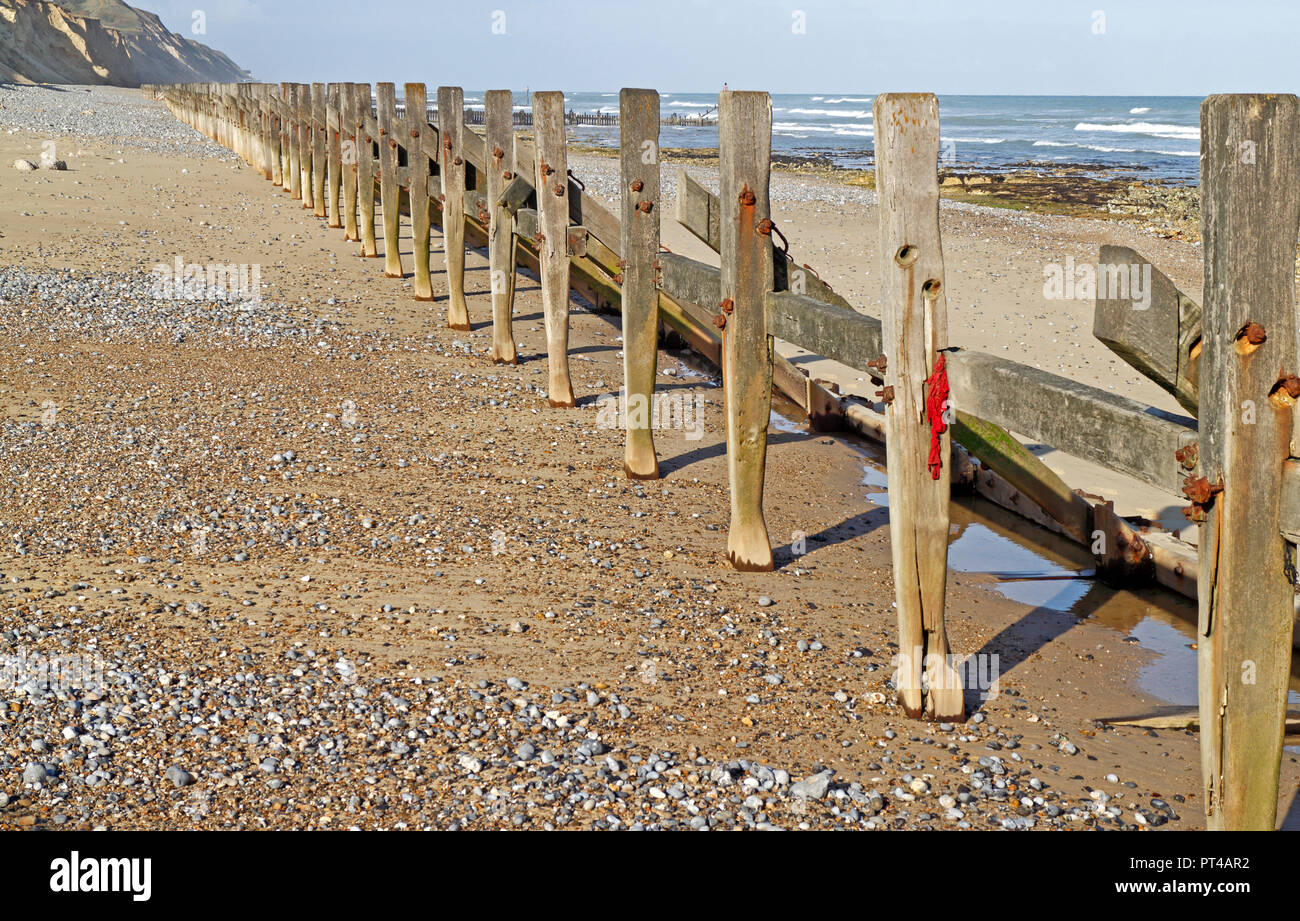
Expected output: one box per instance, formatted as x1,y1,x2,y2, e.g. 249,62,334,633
1182,505,1208,524
1181,476,1223,505
1282,374,1300,399
875,386,895,404
438,193,446,203
410,129,419,138
738,185,756,207
478,209,490,224
536,231,546,245
712,314,727,330
637,200,653,214
389,138,397,149
630,179,644,193
612,273,623,285
379,128,387,136
454,156,463,166
756,218,774,236
866,354,888,374
492,145,504,159
554,184,565,197
541,161,554,177
1174,443,1199,470
444,138,453,150
503,170,514,180
719,297,735,315
1239,322,1267,345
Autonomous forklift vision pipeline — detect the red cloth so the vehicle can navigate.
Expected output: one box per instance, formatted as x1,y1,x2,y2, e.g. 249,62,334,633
924,353,949,480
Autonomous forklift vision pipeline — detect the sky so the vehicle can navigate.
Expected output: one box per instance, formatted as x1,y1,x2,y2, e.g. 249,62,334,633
149,0,1300,96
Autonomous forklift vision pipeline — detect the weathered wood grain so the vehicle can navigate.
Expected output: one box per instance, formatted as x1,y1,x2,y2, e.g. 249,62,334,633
325,83,342,227
438,86,470,329
485,90,517,362
354,83,378,258
405,83,433,300
1094,244,1201,415
619,88,661,479
311,82,327,218
377,83,403,278
1197,93,1300,831
532,91,576,407
719,91,774,572
875,92,962,720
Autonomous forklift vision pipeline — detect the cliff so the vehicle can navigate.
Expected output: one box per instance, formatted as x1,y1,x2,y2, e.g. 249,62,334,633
0,0,249,86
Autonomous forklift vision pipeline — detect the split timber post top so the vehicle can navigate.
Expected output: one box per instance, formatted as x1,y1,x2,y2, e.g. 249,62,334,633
875,93,963,723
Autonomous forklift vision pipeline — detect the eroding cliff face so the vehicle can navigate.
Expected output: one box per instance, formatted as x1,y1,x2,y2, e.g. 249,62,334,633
0,0,248,86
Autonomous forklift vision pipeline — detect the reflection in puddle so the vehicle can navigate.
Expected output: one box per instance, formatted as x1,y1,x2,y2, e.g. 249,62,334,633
860,458,1300,710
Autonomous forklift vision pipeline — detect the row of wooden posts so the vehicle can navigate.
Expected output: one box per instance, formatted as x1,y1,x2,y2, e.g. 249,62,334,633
155,82,1298,830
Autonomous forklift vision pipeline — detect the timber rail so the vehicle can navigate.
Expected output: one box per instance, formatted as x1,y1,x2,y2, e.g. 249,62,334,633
150,81,1300,831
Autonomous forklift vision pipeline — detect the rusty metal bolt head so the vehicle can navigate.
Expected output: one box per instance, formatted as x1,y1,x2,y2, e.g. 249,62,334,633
1174,443,1199,470
612,273,623,285
379,128,387,136
444,138,453,150
1181,476,1223,505
720,297,735,315
875,386,895,404
389,138,397,149
637,200,653,214
452,156,462,166
503,170,514,180
1240,322,1267,345
756,218,774,236
630,179,644,193
492,145,504,159
1283,375,1300,399
1182,505,1207,524
410,129,419,139
738,185,756,207
712,314,727,330
866,354,888,373
554,184,565,197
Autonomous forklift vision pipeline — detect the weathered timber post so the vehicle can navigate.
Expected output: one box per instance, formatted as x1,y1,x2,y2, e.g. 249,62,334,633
311,82,328,219
1197,93,1300,830
718,91,774,570
326,84,343,228
377,83,403,278
278,83,291,191
532,90,576,407
438,86,470,329
355,83,379,258
485,89,517,363
875,92,963,721
260,85,276,182
620,88,661,479
341,84,360,242
298,84,314,209
286,84,302,198
404,83,433,301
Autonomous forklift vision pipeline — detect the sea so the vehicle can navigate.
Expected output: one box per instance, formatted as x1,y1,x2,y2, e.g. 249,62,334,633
453,92,1202,184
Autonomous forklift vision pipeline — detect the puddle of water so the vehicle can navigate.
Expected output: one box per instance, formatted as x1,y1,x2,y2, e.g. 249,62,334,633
858,456,1300,710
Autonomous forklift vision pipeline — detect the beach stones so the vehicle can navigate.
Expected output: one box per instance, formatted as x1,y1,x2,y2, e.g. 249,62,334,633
13,159,37,171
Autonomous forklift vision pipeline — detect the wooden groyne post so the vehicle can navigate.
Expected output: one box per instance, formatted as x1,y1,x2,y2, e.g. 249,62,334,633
619,88,661,479
874,93,963,721
377,83,404,278
532,90,576,407
354,83,379,258
406,83,434,301
718,91,774,571
485,89,518,362
438,86,471,330
1196,94,1300,830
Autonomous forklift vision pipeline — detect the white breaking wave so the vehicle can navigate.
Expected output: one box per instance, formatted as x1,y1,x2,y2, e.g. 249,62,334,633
661,100,715,108
786,107,872,118
824,96,873,103
1074,121,1197,140
1129,107,1151,114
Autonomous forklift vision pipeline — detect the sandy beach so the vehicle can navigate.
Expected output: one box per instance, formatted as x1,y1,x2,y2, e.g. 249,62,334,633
0,85,1296,831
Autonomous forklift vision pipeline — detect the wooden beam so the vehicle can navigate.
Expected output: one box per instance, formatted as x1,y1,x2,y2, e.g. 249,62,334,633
286,84,302,199
438,86,470,330
875,92,962,721
619,88,662,480
719,91,774,572
297,84,313,209
405,83,433,301
531,91,576,407
1197,93,1300,832
1094,244,1201,415
341,83,360,242
485,90,517,362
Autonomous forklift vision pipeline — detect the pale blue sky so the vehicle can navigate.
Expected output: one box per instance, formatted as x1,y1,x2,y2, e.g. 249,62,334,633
155,0,1299,95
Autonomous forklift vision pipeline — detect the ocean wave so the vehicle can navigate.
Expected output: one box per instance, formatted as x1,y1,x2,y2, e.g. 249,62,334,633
1129,107,1151,114
1074,121,1197,140
773,123,873,137
661,101,715,108
786,107,872,118
824,96,873,103
944,137,1006,144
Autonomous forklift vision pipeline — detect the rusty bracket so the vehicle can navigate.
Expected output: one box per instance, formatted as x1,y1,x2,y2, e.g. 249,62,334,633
756,218,789,256
567,169,584,191
875,386,895,405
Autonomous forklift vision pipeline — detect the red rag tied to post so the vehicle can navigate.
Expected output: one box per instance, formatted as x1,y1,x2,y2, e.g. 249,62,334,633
924,353,949,480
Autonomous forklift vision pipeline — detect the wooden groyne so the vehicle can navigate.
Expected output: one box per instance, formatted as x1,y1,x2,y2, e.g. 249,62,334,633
156,81,1300,831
